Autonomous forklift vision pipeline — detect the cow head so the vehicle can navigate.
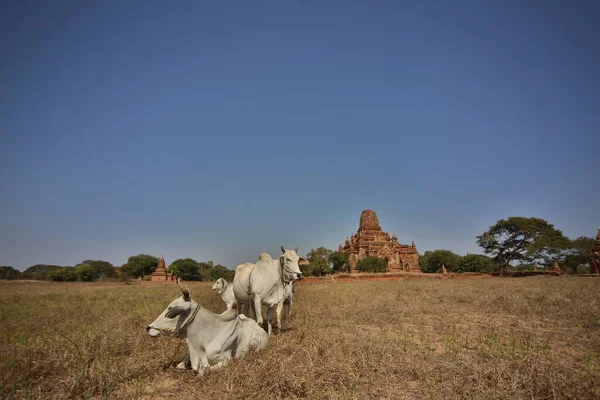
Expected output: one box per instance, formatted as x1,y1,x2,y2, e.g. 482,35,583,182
146,278,193,337
211,278,227,294
279,246,308,282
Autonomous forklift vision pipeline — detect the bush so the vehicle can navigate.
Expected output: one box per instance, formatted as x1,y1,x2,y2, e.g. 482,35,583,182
75,264,94,282
419,250,462,273
356,257,388,273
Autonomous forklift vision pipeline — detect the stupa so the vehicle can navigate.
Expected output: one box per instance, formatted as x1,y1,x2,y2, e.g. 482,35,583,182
150,254,175,282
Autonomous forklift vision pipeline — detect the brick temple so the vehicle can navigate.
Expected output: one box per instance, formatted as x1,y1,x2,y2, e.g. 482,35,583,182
339,210,420,273
589,227,600,275
150,254,175,282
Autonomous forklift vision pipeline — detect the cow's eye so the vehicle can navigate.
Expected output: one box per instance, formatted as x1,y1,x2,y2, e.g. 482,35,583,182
286,258,291,262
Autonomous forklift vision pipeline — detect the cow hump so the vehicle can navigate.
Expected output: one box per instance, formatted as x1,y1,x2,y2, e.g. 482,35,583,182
257,252,273,262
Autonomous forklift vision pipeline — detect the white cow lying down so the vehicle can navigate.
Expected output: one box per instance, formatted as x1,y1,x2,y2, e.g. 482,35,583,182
146,279,268,374
211,278,236,310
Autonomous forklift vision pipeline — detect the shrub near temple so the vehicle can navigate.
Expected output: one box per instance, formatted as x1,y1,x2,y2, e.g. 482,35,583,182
356,256,388,272
419,250,462,273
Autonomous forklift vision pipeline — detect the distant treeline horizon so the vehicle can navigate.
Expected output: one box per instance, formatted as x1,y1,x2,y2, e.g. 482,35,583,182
1,216,598,280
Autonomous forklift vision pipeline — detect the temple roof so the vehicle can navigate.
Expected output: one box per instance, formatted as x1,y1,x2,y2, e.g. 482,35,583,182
359,210,381,231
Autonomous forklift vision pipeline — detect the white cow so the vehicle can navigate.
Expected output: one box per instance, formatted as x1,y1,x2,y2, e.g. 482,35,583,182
211,278,236,311
232,246,307,334
146,279,268,374
282,280,295,321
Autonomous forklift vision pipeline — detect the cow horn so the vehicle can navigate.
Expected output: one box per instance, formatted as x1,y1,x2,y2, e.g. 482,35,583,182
177,277,191,301
294,247,298,253
281,245,285,253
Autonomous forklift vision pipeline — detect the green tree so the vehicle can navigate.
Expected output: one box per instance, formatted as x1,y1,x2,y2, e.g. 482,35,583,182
210,264,233,281
560,236,595,274
47,267,77,282
419,250,462,273
299,259,314,277
0,266,22,280
120,254,159,279
329,251,349,273
305,247,333,276
22,264,64,280
457,253,494,273
75,264,94,281
75,260,116,280
198,261,214,281
170,258,202,281
476,217,570,274
356,256,388,273
48,267,67,282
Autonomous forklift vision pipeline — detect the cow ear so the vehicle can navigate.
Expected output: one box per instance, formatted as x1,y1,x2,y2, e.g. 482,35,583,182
166,302,191,318
166,305,184,319
298,257,309,265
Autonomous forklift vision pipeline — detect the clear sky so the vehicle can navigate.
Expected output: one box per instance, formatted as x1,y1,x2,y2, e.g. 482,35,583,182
1,1,598,271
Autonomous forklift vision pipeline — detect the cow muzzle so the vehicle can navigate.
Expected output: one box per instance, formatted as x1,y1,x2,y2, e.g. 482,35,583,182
146,326,161,337
296,273,303,280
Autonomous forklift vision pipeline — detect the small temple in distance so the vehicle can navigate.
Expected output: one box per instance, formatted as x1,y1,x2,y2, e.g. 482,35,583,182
339,210,421,273
150,254,175,282
589,227,600,275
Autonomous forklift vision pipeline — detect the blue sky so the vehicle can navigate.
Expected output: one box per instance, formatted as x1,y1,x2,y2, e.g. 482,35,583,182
1,1,598,271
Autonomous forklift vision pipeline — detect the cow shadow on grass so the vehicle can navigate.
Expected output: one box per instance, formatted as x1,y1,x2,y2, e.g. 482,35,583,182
260,320,296,334
277,326,295,333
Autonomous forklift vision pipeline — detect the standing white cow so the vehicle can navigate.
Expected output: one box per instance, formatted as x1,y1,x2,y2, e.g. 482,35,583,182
232,246,307,334
211,278,236,310
146,279,268,374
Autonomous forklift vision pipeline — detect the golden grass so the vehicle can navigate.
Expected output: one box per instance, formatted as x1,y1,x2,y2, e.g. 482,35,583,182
1,277,599,399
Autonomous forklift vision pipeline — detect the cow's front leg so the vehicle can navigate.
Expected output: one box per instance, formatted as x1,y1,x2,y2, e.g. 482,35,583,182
189,348,210,375
284,299,292,320
275,301,284,332
253,296,263,327
266,306,277,335
209,351,232,372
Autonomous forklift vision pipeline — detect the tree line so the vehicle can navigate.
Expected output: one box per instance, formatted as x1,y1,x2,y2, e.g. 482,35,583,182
1,216,596,280
0,255,233,282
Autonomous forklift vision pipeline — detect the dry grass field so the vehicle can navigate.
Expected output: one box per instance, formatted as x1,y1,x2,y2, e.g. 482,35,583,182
1,276,599,399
